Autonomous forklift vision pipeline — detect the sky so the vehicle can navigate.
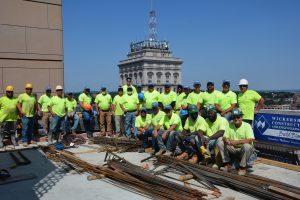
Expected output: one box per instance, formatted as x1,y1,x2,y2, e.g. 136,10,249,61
63,0,300,92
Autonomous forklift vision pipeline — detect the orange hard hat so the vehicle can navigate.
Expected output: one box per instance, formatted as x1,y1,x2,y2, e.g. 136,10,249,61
83,103,92,111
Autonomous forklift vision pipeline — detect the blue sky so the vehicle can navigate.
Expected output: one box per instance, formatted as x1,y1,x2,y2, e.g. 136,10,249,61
63,0,300,92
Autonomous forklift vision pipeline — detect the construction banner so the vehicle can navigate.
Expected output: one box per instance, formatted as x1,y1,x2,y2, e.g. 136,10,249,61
254,113,300,148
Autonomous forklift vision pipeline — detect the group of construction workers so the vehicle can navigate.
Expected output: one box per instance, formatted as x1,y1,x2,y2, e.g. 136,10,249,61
0,77,264,175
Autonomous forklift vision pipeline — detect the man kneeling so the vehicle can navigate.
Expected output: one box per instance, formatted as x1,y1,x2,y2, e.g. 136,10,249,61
217,108,255,175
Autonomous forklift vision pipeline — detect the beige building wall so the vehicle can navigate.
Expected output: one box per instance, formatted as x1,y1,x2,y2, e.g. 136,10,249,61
0,0,63,97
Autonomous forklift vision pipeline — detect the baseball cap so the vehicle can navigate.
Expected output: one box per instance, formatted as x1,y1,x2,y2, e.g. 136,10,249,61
164,105,172,111
193,81,201,86
152,102,159,109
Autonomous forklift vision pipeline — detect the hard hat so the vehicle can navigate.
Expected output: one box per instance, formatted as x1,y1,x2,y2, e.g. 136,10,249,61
206,104,217,113
232,108,243,117
45,86,52,91
82,103,92,111
55,85,63,90
152,102,159,109
138,93,145,101
223,80,230,85
6,85,14,92
239,79,248,86
193,81,201,86
25,83,33,89
164,105,172,111
180,109,189,117
188,104,198,114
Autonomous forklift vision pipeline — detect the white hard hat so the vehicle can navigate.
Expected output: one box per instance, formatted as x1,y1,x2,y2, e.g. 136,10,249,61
238,79,248,86
55,85,63,90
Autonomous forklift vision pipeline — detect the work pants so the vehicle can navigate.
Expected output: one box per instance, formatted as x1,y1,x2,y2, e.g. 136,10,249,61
0,121,17,147
100,110,112,132
217,140,255,168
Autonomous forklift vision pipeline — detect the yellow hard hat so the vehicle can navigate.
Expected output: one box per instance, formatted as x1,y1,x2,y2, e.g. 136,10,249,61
6,85,14,92
25,83,33,89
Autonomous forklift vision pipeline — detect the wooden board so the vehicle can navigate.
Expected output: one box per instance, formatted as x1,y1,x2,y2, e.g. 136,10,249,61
256,158,300,172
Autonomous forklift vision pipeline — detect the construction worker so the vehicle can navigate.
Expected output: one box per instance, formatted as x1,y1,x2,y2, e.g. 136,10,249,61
176,104,208,164
175,84,185,114
158,83,177,110
217,108,255,175
65,92,79,134
237,79,264,125
95,87,113,136
120,86,140,139
178,86,191,126
17,83,37,146
201,82,223,117
154,105,183,156
135,107,153,152
38,86,52,135
0,86,18,149
187,81,203,113
215,80,237,121
151,102,166,152
122,77,137,95
205,104,229,161
144,83,160,114
47,85,66,144
78,87,94,138
112,87,125,137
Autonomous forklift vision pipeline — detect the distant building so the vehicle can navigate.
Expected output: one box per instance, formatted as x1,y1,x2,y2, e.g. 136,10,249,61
118,40,183,92
291,93,300,110
0,0,63,96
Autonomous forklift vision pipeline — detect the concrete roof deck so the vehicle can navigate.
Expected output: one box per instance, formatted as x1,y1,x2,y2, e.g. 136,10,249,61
0,142,299,200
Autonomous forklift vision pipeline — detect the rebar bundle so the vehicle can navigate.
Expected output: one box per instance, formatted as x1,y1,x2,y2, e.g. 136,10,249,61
154,155,300,200
44,148,206,200
92,137,142,152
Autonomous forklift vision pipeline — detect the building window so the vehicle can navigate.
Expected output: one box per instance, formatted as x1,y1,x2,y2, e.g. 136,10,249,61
157,72,162,84
173,73,179,84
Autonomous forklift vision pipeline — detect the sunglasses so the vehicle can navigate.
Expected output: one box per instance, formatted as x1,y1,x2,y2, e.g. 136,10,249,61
233,116,242,119
6,91,13,93
239,85,248,88
26,88,33,90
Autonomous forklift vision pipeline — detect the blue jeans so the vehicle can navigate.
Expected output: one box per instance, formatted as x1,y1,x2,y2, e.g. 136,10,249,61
21,116,34,143
139,128,156,149
48,115,65,143
124,111,137,138
65,113,79,133
82,111,94,135
157,130,178,151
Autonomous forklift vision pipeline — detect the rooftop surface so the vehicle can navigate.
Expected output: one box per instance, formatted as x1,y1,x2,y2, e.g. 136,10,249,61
0,142,299,200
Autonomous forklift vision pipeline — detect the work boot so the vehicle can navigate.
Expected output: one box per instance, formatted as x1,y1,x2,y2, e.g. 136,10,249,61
188,154,199,164
176,152,189,160
238,167,247,176
220,164,231,172
164,151,172,156
155,149,166,156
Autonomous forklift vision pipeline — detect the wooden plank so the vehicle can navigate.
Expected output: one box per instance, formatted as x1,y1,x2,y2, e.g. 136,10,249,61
0,173,36,185
256,158,300,172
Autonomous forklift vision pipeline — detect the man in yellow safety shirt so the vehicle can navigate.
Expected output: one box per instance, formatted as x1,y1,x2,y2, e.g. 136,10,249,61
95,87,113,136
17,83,37,146
217,108,255,175
237,79,264,125
215,80,237,121
47,85,66,144
38,86,52,135
0,86,18,149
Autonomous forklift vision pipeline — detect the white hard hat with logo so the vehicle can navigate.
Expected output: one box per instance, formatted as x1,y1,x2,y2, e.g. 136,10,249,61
55,85,63,90
238,79,248,86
